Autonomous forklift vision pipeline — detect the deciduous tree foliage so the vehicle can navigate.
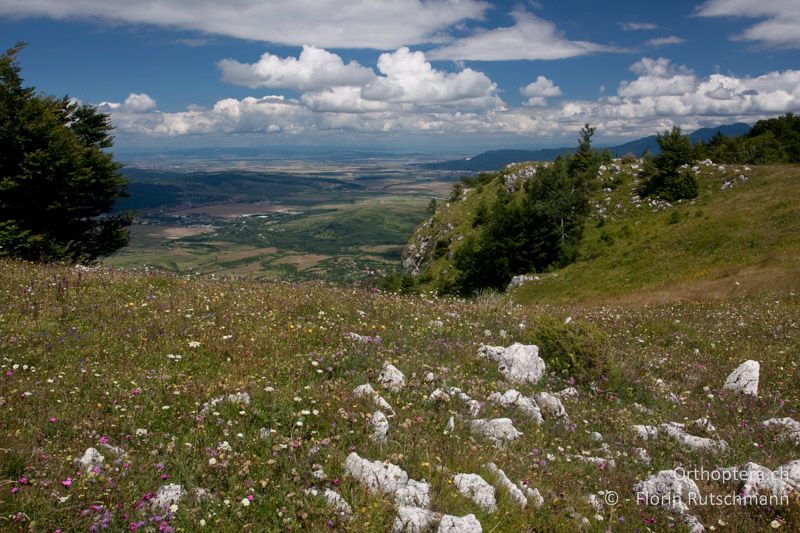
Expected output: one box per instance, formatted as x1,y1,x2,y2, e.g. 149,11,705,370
0,43,131,262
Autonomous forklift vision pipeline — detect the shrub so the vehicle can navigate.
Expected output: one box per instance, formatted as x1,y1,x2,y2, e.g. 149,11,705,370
524,315,608,381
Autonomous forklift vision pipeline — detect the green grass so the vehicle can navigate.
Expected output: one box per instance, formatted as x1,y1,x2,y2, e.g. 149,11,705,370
408,163,800,305
1,260,798,531
513,164,800,304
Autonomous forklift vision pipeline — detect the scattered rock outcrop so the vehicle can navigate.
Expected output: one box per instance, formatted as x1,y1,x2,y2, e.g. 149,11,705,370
305,487,353,520
762,417,800,445
453,473,497,512
470,418,523,447
379,363,406,392
477,343,545,385
488,389,543,423
353,383,395,416
723,360,759,396
152,483,187,510
345,453,430,508
660,422,729,454
77,447,104,472
437,514,482,533
532,392,568,420
370,410,390,442
199,392,250,415
485,463,527,508
634,470,704,532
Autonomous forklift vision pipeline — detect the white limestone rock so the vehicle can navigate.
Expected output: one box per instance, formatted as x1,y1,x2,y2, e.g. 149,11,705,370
762,417,800,445
152,483,187,509
716,462,792,500
470,418,522,447
393,506,439,533
77,447,104,472
394,479,432,509
776,460,800,491
488,389,543,423
660,422,728,453
305,488,353,519
379,364,406,392
200,392,250,415
632,447,652,466
521,485,544,508
353,383,395,416
723,360,759,396
345,453,431,508
533,392,568,419
431,387,481,417
485,463,527,508
632,425,659,440
345,452,408,495
429,388,452,403
634,469,702,516
477,342,545,385
453,473,497,513
437,514,482,533
370,410,389,442
554,386,578,400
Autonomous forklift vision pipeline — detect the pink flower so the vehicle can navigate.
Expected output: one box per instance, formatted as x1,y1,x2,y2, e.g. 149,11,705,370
5,371,12,377
100,435,108,445
247,494,254,501
11,487,18,494
18,477,27,484
62,477,72,487
49,417,57,423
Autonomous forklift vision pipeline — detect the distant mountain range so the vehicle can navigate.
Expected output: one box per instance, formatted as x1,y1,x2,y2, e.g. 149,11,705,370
422,123,752,171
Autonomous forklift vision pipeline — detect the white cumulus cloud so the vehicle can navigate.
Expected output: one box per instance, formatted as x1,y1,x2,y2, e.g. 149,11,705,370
427,9,619,61
696,0,800,48
618,57,697,97
362,47,499,107
218,46,375,91
521,76,562,107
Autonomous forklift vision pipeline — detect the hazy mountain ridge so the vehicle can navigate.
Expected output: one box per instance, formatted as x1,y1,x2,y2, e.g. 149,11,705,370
423,123,752,171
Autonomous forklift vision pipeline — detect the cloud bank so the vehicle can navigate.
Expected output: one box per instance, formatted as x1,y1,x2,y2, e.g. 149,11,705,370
101,49,800,143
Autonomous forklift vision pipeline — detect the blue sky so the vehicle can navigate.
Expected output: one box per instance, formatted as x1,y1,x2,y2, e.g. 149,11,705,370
2,0,799,152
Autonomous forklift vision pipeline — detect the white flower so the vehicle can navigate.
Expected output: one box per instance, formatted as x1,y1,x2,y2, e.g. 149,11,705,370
188,341,201,348
241,498,250,507
208,457,217,466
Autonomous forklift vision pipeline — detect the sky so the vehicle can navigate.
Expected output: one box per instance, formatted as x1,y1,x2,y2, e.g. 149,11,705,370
1,0,799,153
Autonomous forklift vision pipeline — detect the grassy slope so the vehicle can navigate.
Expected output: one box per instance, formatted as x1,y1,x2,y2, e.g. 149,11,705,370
408,163,800,305
1,260,799,532
515,164,800,305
